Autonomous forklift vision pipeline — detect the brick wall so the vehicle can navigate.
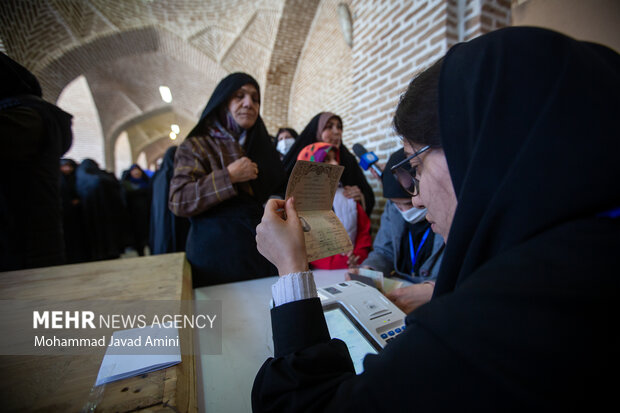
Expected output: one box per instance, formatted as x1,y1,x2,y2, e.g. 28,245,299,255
348,0,510,227
288,0,353,133
263,0,321,135
345,0,453,226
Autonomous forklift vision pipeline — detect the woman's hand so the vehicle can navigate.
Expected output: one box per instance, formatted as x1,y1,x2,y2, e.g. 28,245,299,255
346,251,360,268
386,283,435,314
342,185,363,203
256,198,309,276
227,156,258,183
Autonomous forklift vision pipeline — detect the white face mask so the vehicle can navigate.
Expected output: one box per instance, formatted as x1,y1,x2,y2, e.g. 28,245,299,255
276,138,295,155
399,206,427,224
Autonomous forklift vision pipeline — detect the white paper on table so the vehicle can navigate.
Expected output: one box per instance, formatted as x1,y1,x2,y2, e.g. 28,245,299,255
95,325,181,386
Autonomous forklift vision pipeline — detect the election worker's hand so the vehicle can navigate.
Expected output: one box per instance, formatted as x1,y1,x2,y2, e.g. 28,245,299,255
256,198,308,276
386,282,434,314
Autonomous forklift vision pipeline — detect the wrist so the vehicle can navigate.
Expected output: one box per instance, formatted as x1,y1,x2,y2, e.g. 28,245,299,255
278,259,309,276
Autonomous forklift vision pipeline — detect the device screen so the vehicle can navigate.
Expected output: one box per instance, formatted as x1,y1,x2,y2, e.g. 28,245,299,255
323,307,379,374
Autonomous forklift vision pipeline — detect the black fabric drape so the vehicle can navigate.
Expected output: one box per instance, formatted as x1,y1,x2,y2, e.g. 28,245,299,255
252,27,620,412
149,146,189,254
282,112,375,217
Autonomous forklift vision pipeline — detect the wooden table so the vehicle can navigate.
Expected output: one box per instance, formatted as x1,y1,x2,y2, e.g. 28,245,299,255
0,252,198,412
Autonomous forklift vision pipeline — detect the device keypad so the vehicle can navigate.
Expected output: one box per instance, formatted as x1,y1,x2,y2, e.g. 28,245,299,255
380,324,406,344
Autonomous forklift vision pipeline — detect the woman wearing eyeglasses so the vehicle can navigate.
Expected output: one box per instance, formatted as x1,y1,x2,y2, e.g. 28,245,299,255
252,27,619,411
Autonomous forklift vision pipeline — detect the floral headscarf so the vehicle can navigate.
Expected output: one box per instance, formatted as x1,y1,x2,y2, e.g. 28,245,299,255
297,142,340,164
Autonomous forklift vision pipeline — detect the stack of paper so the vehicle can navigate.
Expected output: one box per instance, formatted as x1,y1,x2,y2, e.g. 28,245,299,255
95,325,181,386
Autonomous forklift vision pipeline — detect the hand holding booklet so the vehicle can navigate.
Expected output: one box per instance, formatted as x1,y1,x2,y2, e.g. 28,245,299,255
286,160,353,261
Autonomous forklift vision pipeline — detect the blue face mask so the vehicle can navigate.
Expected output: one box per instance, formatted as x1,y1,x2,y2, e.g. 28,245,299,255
399,207,427,224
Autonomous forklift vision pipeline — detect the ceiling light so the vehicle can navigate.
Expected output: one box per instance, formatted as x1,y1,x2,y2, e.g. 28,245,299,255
159,86,172,103
171,124,180,134
169,131,177,140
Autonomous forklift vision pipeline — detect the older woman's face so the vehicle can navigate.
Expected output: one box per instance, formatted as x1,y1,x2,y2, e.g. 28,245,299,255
227,84,260,129
403,140,457,241
320,117,342,147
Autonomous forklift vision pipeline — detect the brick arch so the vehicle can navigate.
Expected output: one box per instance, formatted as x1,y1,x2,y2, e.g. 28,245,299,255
37,27,162,104
262,0,321,135
107,105,173,168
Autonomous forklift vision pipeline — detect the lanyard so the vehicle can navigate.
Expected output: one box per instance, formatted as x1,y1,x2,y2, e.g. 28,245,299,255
409,227,431,271
597,207,620,219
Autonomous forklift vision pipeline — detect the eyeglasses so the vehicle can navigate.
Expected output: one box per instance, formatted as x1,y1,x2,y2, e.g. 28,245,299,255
390,145,430,196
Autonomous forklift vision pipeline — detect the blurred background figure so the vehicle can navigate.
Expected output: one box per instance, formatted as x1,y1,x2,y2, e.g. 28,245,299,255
60,158,88,264
274,127,298,160
76,158,129,262
121,164,151,256
0,52,73,271
149,146,189,255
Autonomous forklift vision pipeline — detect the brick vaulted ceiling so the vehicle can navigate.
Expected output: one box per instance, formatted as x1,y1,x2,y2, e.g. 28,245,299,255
0,0,320,168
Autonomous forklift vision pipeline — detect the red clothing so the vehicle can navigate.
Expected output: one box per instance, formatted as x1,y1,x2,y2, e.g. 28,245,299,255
311,203,372,269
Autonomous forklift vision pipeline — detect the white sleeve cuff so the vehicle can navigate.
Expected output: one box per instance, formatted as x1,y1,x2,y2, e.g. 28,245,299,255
271,271,317,307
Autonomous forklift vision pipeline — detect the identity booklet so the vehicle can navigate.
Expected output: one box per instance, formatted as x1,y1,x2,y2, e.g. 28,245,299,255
286,160,353,261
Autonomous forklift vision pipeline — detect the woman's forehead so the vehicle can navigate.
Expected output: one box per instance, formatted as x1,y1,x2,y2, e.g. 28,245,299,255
402,139,424,155
236,84,258,94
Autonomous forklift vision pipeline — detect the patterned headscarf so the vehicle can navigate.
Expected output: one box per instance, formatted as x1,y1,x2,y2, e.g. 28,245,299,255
297,142,340,164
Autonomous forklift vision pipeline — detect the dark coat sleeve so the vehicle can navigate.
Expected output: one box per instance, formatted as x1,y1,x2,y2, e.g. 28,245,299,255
252,298,505,413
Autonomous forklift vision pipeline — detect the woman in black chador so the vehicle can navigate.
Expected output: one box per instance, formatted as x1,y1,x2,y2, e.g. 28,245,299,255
168,72,286,287
252,27,620,412
149,146,189,255
0,52,73,270
60,158,87,263
121,164,151,256
76,159,129,261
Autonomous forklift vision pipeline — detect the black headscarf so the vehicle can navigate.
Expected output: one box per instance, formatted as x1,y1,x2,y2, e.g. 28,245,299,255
407,27,620,407
0,52,42,99
282,112,375,216
382,148,410,199
150,146,189,254
187,72,286,202
431,27,620,296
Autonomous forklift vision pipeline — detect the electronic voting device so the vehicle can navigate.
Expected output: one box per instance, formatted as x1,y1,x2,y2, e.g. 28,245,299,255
318,281,407,374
